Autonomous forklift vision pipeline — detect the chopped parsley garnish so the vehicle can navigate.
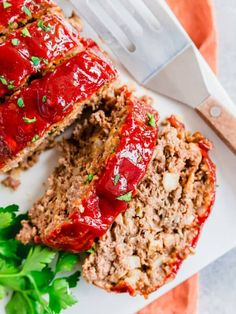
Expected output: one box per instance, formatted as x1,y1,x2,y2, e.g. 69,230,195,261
137,155,143,162
11,38,20,46
22,5,32,18
116,191,132,202
31,56,41,66
147,112,156,127
8,21,13,27
32,134,40,142
43,58,49,65
0,76,15,89
38,19,52,31
85,173,94,183
7,84,15,90
22,116,37,124
114,174,120,185
17,97,24,108
0,76,7,86
42,95,47,102
21,27,31,37
86,243,96,254
0,204,80,314
3,1,12,9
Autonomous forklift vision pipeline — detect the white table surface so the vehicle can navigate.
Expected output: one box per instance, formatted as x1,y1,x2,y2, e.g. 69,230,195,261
199,1,236,314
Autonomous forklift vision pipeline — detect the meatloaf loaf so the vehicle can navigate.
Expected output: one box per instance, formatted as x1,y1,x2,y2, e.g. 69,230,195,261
82,116,216,296
17,87,159,252
0,13,83,98
0,0,59,35
0,0,117,172
0,47,117,172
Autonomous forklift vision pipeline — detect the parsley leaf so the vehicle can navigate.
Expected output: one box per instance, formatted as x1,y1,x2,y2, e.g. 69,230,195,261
37,20,52,32
147,112,156,127
113,174,120,185
22,246,56,273
3,1,12,9
56,252,78,273
0,76,8,86
0,205,81,313
22,5,32,18
31,56,41,66
86,243,96,254
0,204,18,213
32,134,39,143
21,27,31,37
0,212,14,229
17,97,24,108
49,279,77,313
5,292,30,314
65,271,81,288
84,173,94,183
22,116,37,124
42,95,47,103
0,239,19,259
11,38,20,46
116,191,132,202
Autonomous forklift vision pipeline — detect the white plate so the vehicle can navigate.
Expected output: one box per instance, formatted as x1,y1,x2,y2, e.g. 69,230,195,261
1,1,236,313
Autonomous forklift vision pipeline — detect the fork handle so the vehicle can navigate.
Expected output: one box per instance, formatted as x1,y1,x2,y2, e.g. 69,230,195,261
196,96,236,154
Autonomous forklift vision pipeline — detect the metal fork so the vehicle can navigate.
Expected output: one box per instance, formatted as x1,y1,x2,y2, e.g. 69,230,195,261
69,0,236,154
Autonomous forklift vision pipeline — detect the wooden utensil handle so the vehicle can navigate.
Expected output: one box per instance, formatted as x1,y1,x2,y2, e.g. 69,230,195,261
196,97,236,154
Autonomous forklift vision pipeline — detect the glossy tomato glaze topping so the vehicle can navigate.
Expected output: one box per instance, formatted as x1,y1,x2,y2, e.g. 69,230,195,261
0,49,117,170
0,0,55,33
0,14,81,97
43,88,159,253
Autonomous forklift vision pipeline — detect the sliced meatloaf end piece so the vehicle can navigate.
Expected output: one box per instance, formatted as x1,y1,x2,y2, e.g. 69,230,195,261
0,13,83,98
0,0,60,35
17,87,159,252
0,48,117,172
82,115,216,296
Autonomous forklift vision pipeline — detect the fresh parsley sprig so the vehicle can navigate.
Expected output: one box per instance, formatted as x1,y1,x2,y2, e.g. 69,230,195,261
0,205,81,314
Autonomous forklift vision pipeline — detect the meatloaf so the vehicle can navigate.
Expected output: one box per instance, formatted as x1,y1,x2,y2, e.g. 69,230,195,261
17,87,159,252
0,47,117,172
0,14,83,98
0,0,59,35
82,116,216,296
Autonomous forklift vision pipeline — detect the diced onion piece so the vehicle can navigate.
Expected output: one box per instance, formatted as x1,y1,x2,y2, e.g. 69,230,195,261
126,256,141,269
126,269,142,286
163,172,179,192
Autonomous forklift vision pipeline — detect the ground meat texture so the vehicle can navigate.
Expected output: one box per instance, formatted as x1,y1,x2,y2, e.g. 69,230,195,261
17,87,159,252
1,175,20,190
82,116,216,296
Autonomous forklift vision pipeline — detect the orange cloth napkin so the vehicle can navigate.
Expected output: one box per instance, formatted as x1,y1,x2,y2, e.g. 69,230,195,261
137,1,217,313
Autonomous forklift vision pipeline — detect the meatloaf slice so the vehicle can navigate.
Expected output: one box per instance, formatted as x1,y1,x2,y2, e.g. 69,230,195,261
0,47,117,172
17,87,159,252
0,14,83,98
0,0,59,35
82,116,216,296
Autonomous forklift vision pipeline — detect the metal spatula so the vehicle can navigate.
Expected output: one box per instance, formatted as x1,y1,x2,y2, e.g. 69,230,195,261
69,0,236,154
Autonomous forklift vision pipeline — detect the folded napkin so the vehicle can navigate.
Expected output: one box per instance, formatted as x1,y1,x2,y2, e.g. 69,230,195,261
137,0,217,313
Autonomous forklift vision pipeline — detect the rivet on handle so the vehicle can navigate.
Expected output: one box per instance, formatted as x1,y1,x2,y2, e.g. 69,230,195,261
210,106,222,118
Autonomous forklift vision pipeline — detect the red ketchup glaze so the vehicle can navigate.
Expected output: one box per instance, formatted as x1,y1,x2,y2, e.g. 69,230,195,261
0,0,54,32
0,49,117,169
0,14,81,97
0,41,36,97
44,88,159,253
